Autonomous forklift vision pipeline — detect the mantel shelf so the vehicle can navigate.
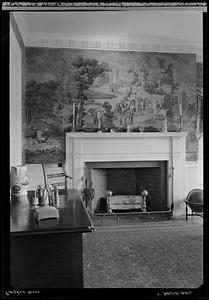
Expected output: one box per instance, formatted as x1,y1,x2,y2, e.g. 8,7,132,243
66,132,188,139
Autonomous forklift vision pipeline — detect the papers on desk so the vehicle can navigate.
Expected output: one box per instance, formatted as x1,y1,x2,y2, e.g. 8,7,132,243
34,206,59,221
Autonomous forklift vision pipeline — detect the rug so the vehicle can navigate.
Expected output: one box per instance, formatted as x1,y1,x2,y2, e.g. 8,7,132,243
83,225,203,288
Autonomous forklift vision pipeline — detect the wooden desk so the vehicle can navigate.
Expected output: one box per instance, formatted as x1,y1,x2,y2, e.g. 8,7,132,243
10,189,94,288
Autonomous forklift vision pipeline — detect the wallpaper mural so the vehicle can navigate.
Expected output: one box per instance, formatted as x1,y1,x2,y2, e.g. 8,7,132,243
25,47,201,163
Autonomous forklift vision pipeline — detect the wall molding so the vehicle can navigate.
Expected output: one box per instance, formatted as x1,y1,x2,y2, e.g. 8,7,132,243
13,12,203,62
26,32,203,61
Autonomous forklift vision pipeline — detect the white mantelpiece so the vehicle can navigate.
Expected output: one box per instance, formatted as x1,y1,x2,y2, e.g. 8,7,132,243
66,132,187,215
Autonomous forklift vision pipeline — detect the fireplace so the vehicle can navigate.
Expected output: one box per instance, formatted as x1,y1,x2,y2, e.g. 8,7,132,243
66,132,187,216
85,161,168,213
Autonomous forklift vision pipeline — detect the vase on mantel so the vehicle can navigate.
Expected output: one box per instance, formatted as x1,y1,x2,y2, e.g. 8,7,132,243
10,165,29,196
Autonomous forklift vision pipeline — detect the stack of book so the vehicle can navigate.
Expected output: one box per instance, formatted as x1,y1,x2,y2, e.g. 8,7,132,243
34,206,59,221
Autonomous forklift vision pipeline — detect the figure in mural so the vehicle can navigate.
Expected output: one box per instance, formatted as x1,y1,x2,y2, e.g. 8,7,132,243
36,128,48,144
30,126,37,139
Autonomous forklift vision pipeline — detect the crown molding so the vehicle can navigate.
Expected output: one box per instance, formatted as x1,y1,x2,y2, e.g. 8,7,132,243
12,12,28,45
26,32,203,45
12,12,203,62
26,32,203,61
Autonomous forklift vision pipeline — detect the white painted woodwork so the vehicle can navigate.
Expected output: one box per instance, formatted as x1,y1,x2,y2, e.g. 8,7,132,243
185,135,203,195
197,136,203,189
10,24,22,168
22,11,203,44
66,132,187,215
13,12,203,62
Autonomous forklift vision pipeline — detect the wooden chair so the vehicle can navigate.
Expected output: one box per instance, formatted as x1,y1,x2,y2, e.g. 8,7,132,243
26,163,70,200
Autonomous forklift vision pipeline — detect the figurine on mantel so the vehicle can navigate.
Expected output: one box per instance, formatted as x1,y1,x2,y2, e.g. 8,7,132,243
178,99,183,132
163,116,168,133
72,102,76,132
96,105,102,132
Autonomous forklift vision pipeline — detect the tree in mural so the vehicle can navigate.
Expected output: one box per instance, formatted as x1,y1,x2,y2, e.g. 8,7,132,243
53,57,78,128
160,63,180,116
55,58,72,108
140,61,151,86
71,57,109,127
25,80,59,125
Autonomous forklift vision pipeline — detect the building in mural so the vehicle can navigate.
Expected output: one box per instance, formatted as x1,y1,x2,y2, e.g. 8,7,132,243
24,47,201,163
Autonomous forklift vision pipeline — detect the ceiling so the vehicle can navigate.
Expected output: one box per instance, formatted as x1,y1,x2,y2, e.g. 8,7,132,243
22,11,203,43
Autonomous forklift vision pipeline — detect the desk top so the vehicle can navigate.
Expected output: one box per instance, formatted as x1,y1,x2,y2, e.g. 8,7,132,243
10,189,94,236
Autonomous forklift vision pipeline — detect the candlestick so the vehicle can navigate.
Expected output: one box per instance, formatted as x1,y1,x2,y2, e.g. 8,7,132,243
163,117,167,133
153,99,156,120
72,102,75,131
179,114,183,131
179,103,182,116
97,107,102,131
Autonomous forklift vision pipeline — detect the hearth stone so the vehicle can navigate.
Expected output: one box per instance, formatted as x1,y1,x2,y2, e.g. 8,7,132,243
91,210,173,226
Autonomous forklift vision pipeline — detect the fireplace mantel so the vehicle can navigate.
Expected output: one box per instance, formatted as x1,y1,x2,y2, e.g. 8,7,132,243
66,131,187,215
66,132,186,139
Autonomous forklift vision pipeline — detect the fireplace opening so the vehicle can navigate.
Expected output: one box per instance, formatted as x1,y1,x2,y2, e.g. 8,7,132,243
85,161,168,213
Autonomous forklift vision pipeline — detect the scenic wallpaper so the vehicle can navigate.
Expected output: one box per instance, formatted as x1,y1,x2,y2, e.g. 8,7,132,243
24,47,202,163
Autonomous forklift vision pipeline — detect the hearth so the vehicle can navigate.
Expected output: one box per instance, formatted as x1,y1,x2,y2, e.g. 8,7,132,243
85,161,167,213
66,132,187,216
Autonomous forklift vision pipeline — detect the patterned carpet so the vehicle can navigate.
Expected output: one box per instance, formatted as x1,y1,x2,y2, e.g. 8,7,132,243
83,225,203,288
